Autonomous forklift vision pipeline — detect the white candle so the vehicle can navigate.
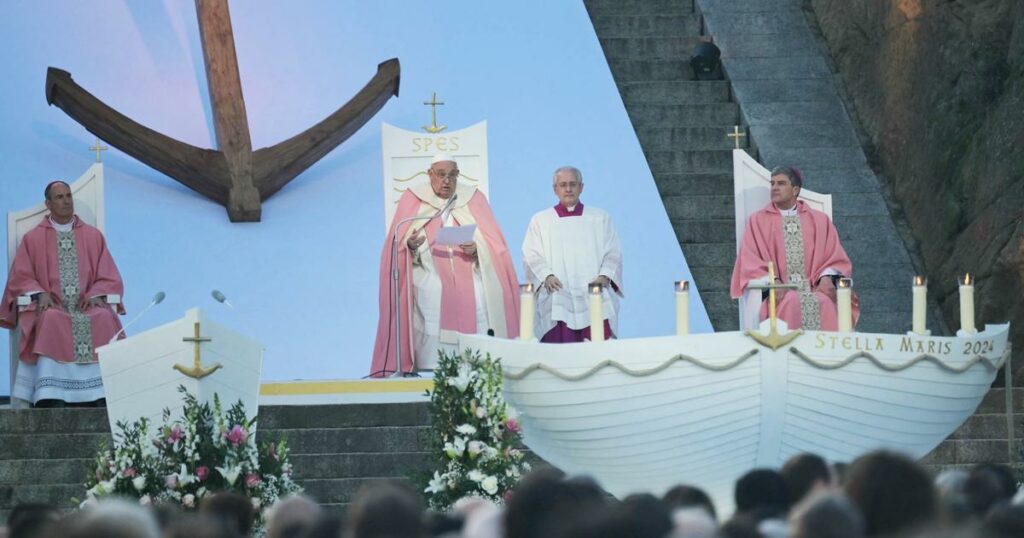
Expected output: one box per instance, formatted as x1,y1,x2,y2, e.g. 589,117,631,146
519,283,534,341
589,283,604,342
912,276,927,335
675,281,689,336
959,274,976,334
837,278,852,332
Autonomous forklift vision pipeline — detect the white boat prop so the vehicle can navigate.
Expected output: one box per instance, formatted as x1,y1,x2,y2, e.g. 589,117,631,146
459,321,1011,512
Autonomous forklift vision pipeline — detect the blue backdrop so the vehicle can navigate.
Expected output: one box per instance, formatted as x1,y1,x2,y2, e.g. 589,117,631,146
0,1,712,392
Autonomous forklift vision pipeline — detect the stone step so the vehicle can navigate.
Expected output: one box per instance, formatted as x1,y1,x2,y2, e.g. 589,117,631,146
687,265,733,293
646,150,732,174
0,458,91,486
671,219,735,244
298,477,415,506
619,81,732,105
261,427,430,455
289,452,432,480
637,126,749,151
0,483,82,511
608,59,707,82
585,0,694,16
627,103,741,127
599,36,707,59
656,173,733,196
0,433,111,460
0,408,109,434
681,242,735,268
663,194,734,220
587,15,702,38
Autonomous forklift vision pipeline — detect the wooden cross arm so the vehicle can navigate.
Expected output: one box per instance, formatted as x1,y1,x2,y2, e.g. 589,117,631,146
252,58,401,200
45,67,233,204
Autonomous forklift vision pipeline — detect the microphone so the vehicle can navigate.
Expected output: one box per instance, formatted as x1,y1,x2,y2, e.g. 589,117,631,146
438,194,457,225
108,291,166,344
211,289,234,309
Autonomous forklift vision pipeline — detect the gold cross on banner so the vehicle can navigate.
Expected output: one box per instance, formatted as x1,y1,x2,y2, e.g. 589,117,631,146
727,125,746,149
422,92,447,134
88,138,108,163
173,322,223,379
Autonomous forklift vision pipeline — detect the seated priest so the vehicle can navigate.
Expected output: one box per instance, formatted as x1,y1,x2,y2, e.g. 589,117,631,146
522,166,623,342
370,154,520,377
730,166,858,330
1,180,125,407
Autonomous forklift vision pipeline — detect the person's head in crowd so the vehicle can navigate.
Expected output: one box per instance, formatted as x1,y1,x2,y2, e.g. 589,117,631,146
561,494,672,538
788,492,865,538
424,511,464,537
965,463,1018,518
66,499,161,538
935,469,972,526
670,506,717,538
302,512,345,538
663,484,717,521
266,494,323,538
162,514,241,538
843,450,936,536
831,462,849,486
199,491,255,537
504,467,607,538
7,503,60,538
781,453,832,505
346,480,424,538
734,469,790,521
461,504,503,538
980,503,1024,538
716,515,764,538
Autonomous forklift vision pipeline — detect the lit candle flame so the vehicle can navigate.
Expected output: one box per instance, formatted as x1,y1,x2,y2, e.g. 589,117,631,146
590,284,602,295
676,280,689,292
521,283,534,294
838,278,851,289
914,276,925,287
964,273,972,286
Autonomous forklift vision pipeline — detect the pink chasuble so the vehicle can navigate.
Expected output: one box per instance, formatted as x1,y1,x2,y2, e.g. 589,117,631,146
1,216,125,364
370,188,520,377
730,201,859,331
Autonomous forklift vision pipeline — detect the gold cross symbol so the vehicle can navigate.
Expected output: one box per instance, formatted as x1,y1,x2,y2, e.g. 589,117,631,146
88,138,109,163
173,322,222,379
744,261,803,350
727,125,746,149
422,92,447,134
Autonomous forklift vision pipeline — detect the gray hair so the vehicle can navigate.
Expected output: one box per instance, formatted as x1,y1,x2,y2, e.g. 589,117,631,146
553,166,583,185
770,165,803,189
789,493,865,538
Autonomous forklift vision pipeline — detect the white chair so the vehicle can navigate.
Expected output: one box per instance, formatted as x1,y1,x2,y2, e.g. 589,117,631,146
6,163,116,402
733,149,832,331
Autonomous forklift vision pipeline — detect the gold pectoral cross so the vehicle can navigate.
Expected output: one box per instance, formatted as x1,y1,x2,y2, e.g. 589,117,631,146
173,322,223,379
745,262,803,350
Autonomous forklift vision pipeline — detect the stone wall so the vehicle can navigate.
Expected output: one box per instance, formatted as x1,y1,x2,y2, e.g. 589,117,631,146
807,0,1024,381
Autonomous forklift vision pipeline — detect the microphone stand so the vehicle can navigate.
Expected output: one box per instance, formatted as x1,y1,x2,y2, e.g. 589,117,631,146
389,195,456,378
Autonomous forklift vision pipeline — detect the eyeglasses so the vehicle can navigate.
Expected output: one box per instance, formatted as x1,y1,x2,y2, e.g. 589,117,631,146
430,170,459,181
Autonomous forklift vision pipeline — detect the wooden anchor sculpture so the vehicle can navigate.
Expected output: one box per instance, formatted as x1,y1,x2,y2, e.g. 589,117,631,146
45,0,400,222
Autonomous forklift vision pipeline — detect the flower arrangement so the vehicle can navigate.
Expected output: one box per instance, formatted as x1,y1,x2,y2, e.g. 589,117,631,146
422,349,530,510
83,386,301,524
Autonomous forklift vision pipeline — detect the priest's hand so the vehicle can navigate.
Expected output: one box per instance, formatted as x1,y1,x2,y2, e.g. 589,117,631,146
544,274,563,292
35,292,54,311
81,296,107,310
590,275,612,289
406,231,426,251
460,242,478,260
817,276,837,301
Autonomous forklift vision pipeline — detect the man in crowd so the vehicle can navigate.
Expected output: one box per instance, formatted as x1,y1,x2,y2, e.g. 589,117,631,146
2,180,125,407
522,166,623,342
370,154,519,376
730,166,857,331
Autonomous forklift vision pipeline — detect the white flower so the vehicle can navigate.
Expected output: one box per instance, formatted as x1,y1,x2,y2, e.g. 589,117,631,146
178,463,195,487
467,441,484,459
251,497,262,509
467,470,485,483
456,424,477,436
132,476,147,491
139,495,152,506
425,471,447,494
444,438,466,459
481,476,499,495
475,406,487,419
451,366,473,392
182,494,196,508
483,446,499,460
216,465,242,486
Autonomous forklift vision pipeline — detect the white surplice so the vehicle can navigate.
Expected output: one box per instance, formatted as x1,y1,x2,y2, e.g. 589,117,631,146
522,204,623,337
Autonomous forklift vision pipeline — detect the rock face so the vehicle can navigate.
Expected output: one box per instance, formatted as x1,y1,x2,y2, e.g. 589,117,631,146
809,0,1024,379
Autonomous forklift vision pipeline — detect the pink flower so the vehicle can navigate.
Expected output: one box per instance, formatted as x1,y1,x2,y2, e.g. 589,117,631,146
505,418,521,434
167,425,184,443
196,466,210,482
245,473,261,488
267,442,279,461
224,425,248,446
121,467,137,478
